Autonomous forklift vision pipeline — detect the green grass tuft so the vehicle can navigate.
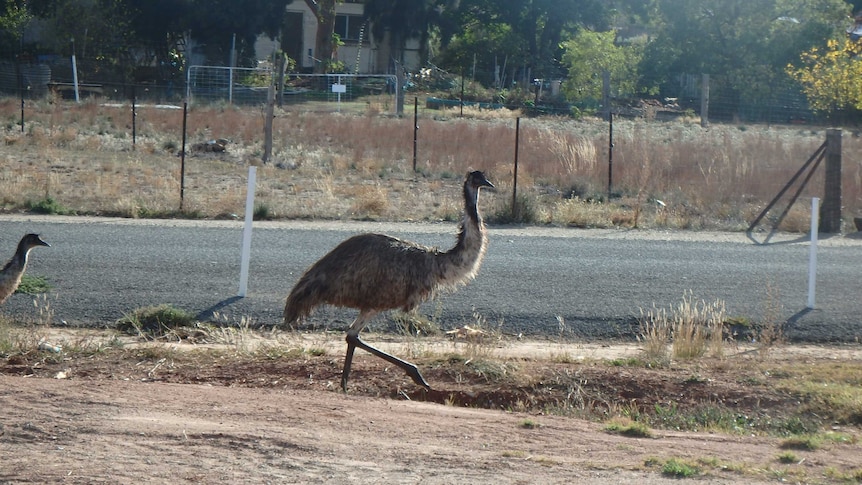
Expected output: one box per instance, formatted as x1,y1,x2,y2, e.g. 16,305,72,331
661,458,700,478
604,417,653,438
26,196,69,215
520,418,540,429
15,274,51,295
777,451,799,464
116,304,197,338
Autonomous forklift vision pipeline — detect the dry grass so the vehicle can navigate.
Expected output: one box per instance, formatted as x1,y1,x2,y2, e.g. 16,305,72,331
638,291,728,364
2,97,860,231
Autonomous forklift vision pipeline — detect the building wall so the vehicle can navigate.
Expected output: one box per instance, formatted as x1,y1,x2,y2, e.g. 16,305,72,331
255,3,421,75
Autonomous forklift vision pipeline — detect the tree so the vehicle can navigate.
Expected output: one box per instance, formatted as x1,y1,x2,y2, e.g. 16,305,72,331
126,0,193,69
303,0,338,73
435,0,612,84
639,0,850,114
178,0,293,66
363,0,453,70
0,0,33,41
787,37,862,113
32,0,136,79
560,29,642,104
435,21,526,87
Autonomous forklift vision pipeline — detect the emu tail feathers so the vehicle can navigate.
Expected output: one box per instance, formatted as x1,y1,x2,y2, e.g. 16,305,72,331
283,278,320,327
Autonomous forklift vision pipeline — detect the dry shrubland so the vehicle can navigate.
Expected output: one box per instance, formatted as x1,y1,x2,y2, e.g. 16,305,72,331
2,97,860,232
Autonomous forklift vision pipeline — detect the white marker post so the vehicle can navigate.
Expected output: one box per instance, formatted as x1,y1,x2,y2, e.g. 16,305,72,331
70,38,80,103
807,197,819,309
332,76,346,112
238,166,257,297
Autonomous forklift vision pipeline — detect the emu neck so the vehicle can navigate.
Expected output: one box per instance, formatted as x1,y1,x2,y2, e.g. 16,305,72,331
436,183,487,287
3,243,31,273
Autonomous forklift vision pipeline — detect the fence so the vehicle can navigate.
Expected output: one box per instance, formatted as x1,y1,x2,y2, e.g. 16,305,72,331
186,66,398,114
1,97,860,234
0,49,830,124
278,73,398,115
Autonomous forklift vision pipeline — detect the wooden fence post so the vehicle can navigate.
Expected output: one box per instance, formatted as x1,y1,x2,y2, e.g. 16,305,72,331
700,74,709,128
263,83,275,164
820,128,842,233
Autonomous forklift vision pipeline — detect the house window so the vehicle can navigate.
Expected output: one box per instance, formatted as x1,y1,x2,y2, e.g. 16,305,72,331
335,14,363,42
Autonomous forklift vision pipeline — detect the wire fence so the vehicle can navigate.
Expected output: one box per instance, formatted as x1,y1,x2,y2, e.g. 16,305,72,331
3,35,860,235
0,46,828,124
185,67,398,114
2,92,860,232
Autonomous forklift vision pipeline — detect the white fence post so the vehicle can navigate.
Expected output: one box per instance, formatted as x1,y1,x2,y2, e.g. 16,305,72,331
238,166,257,297
807,197,819,309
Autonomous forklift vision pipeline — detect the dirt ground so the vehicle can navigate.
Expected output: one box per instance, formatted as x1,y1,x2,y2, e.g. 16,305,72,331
1,333,861,484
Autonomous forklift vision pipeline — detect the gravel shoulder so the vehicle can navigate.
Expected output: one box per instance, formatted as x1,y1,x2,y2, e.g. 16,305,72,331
2,334,861,484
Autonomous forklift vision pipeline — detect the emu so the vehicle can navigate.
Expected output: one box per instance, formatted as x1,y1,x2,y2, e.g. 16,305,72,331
0,234,50,305
284,171,494,391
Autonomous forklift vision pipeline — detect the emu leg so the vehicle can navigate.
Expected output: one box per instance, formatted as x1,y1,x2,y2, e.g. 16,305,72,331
341,337,357,392
343,333,431,391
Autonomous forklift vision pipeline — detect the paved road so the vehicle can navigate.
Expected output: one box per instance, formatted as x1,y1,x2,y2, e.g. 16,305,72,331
2,215,861,342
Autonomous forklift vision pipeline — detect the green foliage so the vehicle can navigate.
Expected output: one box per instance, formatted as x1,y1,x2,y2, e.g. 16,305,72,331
26,196,68,215
435,23,527,87
433,0,613,83
787,37,862,113
604,418,653,438
780,435,824,451
560,29,644,103
489,193,538,224
661,458,700,478
253,203,271,220
15,274,51,296
519,418,540,429
777,451,799,464
0,0,33,39
116,304,197,337
639,0,850,112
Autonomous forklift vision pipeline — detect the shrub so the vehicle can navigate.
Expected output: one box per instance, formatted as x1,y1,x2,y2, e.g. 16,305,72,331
26,196,68,215
117,304,197,337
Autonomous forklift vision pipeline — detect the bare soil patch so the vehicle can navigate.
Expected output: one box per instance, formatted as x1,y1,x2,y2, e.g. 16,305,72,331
1,332,860,484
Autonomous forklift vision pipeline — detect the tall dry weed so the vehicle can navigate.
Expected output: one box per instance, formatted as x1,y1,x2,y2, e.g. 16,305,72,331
670,291,726,360
543,129,597,175
350,183,389,217
755,282,785,361
638,304,671,365
639,291,727,364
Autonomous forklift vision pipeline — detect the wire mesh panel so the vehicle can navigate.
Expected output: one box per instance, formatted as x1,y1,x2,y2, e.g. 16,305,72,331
186,68,398,113
280,73,398,114
186,65,273,106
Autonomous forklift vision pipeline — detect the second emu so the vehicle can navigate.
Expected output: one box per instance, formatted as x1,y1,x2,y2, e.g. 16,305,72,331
284,170,494,391
0,234,50,305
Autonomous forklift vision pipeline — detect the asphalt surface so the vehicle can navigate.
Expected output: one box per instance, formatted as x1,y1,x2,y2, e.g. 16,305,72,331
2,215,861,342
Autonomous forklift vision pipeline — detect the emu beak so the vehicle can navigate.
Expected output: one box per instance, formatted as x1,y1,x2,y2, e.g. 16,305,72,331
477,175,495,190
36,236,50,247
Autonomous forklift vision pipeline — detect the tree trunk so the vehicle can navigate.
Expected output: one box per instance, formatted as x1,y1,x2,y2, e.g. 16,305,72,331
304,0,337,73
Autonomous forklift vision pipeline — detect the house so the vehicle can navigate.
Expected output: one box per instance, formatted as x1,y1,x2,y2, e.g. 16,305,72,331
254,1,421,74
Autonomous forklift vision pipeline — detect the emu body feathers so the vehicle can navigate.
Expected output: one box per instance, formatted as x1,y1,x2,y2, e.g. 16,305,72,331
283,171,493,391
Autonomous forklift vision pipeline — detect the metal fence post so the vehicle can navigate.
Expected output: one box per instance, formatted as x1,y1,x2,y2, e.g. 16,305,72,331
607,113,613,199
180,102,188,210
